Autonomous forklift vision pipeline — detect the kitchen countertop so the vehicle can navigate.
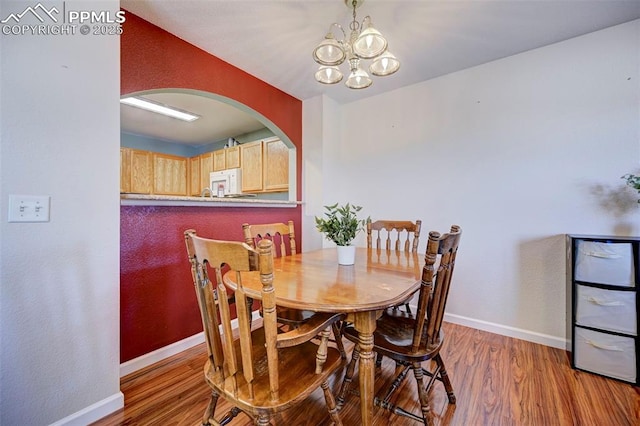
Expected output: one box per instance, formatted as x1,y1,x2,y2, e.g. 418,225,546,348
121,194,301,208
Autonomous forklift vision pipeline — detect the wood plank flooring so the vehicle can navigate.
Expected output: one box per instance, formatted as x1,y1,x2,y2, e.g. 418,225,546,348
92,323,639,425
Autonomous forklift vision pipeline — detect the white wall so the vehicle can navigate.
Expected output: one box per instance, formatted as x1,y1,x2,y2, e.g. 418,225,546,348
302,94,342,251
0,1,122,424
304,20,640,347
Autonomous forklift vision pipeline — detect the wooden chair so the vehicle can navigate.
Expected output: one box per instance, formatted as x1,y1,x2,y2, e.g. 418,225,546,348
367,219,422,253
367,219,422,313
338,225,462,425
184,230,345,426
242,221,347,359
242,221,297,258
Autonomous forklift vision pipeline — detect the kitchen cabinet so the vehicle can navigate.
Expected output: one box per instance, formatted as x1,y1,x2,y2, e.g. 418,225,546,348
213,149,226,171
212,146,241,172
121,148,187,195
120,148,132,193
120,139,289,196
240,140,264,192
240,137,289,193
226,146,241,169
127,148,153,194
567,234,639,385
263,138,289,191
199,152,214,192
152,153,187,195
189,156,200,196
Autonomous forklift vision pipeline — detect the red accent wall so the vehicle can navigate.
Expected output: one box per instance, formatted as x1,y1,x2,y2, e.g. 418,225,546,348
120,12,303,362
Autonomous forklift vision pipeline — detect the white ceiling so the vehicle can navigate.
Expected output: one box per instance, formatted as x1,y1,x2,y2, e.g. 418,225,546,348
120,0,640,145
120,91,266,145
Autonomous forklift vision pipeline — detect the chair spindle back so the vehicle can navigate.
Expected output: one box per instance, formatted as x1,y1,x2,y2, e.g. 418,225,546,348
367,220,422,253
243,220,296,258
412,225,461,352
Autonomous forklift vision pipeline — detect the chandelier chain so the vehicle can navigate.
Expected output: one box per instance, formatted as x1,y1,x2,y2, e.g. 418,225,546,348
349,0,359,33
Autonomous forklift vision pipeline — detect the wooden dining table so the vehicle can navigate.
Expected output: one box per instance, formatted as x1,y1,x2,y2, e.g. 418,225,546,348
223,247,423,426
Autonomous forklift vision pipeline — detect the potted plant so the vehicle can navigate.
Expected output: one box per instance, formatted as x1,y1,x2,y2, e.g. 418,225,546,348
315,203,367,265
622,173,640,203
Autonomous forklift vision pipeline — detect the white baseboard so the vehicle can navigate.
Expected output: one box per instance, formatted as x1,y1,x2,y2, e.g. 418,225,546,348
444,313,568,350
120,311,263,377
49,392,124,426
120,332,206,377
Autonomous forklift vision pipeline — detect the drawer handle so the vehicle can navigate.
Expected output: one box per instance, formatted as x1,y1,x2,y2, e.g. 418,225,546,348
584,251,622,259
585,339,624,351
586,296,624,307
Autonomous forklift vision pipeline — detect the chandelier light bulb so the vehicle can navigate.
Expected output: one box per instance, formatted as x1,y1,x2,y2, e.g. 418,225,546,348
313,34,346,66
352,17,387,59
369,51,400,76
345,58,372,89
315,66,343,84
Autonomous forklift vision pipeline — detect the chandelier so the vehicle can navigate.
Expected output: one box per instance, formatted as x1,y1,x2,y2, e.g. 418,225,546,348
312,0,399,89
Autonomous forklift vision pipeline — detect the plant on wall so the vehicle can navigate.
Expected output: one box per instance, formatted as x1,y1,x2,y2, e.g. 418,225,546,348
622,173,640,203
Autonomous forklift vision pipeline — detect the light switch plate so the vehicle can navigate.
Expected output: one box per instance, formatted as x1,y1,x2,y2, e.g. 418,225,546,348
8,195,50,222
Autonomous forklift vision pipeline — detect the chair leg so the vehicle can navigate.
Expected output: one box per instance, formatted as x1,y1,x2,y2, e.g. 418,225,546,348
375,362,433,425
331,322,347,359
218,407,241,425
336,345,360,409
375,397,425,423
321,380,343,426
435,354,456,404
381,364,411,403
202,390,219,425
412,362,431,425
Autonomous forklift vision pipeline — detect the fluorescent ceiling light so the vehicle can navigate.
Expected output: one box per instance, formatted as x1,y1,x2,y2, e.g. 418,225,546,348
120,97,200,122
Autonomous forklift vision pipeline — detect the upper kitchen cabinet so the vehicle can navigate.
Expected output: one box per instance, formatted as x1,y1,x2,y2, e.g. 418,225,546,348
226,146,241,169
213,146,241,172
131,149,153,194
241,137,289,193
152,153,188,195
263,138,289,192
189,156,201,196
240,140,263,193
199,152,214,192
120,140,291,198
120,148,132,193
213,149,226,171
120,148,153,194
121,148,188,195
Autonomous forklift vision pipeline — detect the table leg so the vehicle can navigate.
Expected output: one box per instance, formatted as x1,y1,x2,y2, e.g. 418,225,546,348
354,311,377,426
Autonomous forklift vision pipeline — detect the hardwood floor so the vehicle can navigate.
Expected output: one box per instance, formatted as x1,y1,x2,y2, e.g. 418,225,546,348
92,323,639,425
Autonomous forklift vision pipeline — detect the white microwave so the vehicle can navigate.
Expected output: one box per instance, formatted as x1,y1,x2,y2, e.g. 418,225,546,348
210,168,242,197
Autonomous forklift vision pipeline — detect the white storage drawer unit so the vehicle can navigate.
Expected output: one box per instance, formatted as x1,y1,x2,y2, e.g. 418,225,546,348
575,285,637,335
574,240,635,287
567,235,639,385
574,328,636,383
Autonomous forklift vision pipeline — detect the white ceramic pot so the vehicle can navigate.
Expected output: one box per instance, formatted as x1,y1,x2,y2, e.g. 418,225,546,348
337,245,356,265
